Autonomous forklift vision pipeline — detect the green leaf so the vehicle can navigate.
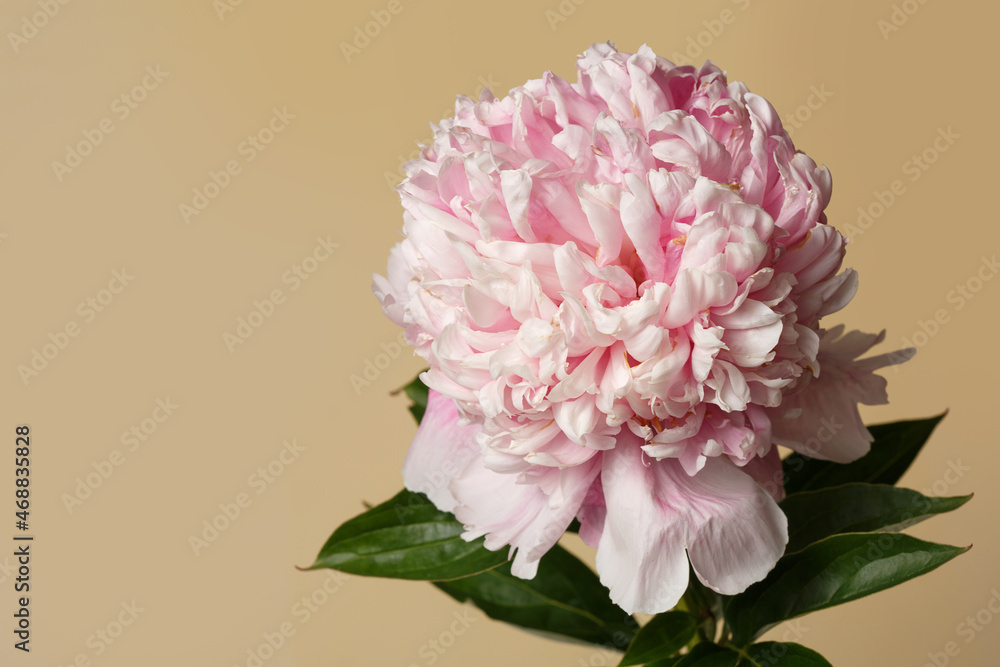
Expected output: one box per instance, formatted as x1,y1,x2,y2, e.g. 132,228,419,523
434,543,638,649
782,413,945,494
645,642,831,666
724,532,969,646
780,483,971,553
309,489,507,580
644,659,683,667
393,372,430,424
673,643,739,666
619,611,697,666
742,642,832,666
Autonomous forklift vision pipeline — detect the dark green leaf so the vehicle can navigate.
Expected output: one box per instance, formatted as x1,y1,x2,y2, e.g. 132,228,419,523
782,413,945,494
309,489,507,580
619,611,697,666
781,483,971,552
673,643,739,666
725,532,969,646
644,642,831,666
393,372,430,424
685,572,723,642
743,642,832,666
435,543,638,649
644,659,683,667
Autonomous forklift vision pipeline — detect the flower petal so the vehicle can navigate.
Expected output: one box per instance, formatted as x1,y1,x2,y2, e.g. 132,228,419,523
402,390,481,512
685,456,788,595
596,434,787,613
771,326,914,463
451,454,601,578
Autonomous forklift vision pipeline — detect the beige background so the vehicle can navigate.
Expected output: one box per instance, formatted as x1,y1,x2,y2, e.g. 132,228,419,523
2,0,997,665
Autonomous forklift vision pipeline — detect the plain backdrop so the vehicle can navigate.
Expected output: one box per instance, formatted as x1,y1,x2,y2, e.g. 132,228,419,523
2,1,997,665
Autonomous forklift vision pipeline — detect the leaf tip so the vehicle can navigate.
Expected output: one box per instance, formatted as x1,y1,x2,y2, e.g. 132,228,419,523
925,410,949,429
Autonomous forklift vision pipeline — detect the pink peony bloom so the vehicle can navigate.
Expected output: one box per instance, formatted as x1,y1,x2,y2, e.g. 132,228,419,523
375,42,913,614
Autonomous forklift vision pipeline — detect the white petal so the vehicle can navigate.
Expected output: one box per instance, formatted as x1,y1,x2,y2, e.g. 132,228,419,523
596,442,690,614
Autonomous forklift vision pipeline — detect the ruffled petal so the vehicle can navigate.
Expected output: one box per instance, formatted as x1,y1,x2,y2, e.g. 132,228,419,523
380,43,902,609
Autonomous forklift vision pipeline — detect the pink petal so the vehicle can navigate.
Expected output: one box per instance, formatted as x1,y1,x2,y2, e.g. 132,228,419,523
596,435,787,613
451,455,601,578
402,390,481,513
771,326,914,463
686,456,788,595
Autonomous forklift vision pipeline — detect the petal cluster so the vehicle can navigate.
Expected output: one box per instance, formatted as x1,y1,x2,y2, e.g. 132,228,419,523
375,43,911,614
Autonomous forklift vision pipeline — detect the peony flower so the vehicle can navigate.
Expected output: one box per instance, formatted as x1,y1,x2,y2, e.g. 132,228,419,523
374,42,913,614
